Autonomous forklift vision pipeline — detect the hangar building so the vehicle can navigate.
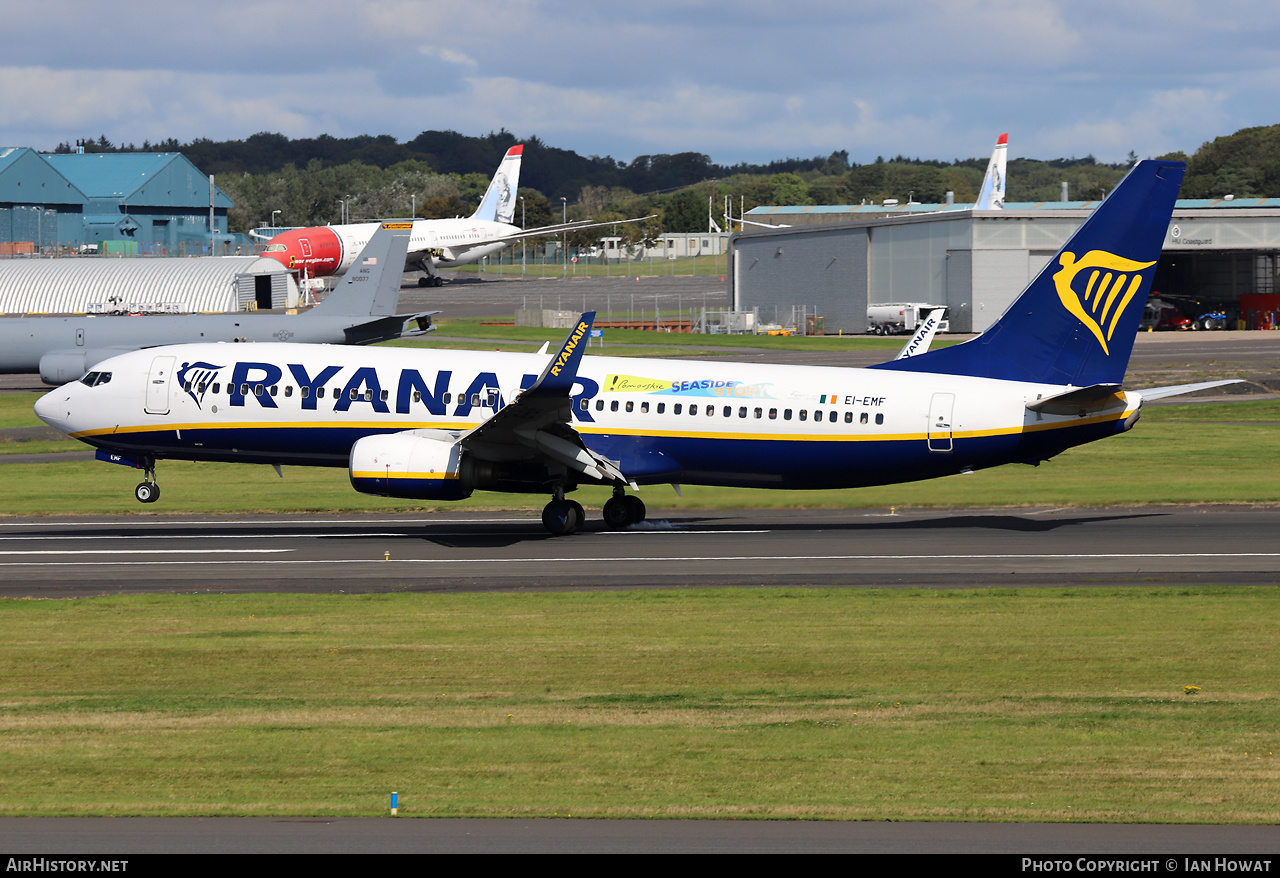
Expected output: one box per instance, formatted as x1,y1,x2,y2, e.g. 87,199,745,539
731,199,1280,334
0,148,233,252
0,256,297,315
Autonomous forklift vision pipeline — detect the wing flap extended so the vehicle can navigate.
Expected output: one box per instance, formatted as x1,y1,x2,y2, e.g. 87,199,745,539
459,311,627,485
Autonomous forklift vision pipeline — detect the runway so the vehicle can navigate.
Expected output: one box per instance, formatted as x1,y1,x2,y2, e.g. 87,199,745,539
3,506,1278,597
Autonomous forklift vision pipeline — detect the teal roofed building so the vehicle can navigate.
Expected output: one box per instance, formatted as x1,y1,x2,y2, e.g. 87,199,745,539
0,147,88,249
44,152,234,253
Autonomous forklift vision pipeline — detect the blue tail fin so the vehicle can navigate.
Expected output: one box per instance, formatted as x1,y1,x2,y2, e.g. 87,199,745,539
875,160,1184,386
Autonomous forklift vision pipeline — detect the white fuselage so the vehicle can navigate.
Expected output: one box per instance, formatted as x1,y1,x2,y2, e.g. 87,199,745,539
35,343,1140,492
337,219,515,271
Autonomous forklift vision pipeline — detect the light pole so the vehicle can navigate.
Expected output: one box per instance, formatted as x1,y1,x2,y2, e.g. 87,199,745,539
560,197,567,279
520,195,526,278
271,209,280,228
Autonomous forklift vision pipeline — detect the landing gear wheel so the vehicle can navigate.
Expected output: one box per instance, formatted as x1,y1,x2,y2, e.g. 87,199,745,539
603,496,631,529
541,499,581,536
622,495,646,525
417,277,430,288
567,500,586,530
431,276,444,287
135,482,159,504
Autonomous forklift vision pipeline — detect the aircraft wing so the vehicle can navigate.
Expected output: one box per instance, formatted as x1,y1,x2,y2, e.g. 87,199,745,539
459,312,628,484
463,215,657,247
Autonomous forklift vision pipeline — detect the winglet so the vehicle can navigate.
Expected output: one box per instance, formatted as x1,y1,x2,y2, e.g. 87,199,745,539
527,312,595,397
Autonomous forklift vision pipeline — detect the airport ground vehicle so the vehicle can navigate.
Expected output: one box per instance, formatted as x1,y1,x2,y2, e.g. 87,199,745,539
867,303,951,335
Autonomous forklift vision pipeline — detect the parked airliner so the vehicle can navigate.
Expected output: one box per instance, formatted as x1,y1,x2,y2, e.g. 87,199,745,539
261,145,648,288
36,161,1229,535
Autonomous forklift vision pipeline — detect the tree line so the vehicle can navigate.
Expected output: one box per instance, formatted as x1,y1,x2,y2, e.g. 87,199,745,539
50,124,1280,236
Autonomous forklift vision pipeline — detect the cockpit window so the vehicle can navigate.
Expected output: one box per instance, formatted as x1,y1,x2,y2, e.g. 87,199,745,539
79,371,112,387
263,244,288,252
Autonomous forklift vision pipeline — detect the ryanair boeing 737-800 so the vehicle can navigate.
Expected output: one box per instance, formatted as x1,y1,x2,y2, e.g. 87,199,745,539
35,161,1231,535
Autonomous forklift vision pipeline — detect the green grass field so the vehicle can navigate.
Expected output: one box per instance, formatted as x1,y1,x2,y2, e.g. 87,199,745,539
1,587,1277,820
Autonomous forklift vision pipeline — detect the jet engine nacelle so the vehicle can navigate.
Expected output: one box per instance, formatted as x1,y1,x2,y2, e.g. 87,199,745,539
39,347,139,385
348,431,473,501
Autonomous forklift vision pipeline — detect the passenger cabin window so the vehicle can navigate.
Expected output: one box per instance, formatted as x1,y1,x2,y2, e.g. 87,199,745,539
285,386,293,398
860,412,868,424
626,401,634,413
875,413,884,425
610,400,619,412
579,399,588,410
739,407,747,418
657,403,665,414
784,409,792,420
754,407,762,418
799,410,807,422
844,411,852,423
829,411,837,423
769,408,777,420
689,404,697,415
673,403,682,414
596,400,604,411
443,393,452,404
722,406,731,417
301,386,309,399
641,401,649,413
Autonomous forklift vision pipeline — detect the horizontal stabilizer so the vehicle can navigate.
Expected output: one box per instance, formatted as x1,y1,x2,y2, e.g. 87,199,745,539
1135,379,1245,402
1026,384,1123,415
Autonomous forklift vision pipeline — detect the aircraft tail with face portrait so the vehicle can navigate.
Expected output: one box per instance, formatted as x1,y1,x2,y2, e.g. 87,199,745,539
875,159,1184,389
470,145,523,224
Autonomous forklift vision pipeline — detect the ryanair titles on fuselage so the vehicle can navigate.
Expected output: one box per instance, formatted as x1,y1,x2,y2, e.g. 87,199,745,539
174,359,868,424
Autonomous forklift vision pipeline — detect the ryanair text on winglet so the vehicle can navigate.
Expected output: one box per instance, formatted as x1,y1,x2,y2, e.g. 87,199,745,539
550,320,589,378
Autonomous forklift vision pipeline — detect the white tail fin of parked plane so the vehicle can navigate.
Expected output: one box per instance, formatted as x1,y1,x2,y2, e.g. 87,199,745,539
470,145,523,224
974,133,1008,210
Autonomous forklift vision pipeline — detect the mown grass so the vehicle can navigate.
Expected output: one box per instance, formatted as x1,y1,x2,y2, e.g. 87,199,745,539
1,588,1277,820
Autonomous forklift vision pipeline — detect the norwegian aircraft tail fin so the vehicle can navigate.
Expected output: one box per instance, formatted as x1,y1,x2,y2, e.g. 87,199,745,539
470,145,523,224
875,160,1184,387
974,133,1008,210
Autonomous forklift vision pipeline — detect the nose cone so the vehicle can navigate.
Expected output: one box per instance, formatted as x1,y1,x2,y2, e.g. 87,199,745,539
33,387,72,435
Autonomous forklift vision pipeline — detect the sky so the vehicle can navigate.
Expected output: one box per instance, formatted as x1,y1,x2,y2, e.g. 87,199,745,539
3,0,1278,167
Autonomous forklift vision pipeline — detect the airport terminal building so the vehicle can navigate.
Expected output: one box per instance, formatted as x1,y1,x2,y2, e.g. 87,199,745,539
730,199,1280,334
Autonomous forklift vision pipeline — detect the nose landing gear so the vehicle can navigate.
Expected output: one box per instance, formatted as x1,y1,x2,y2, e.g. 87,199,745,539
134,459,160,503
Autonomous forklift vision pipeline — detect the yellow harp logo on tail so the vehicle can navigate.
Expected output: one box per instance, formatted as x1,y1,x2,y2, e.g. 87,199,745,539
1053,250,1156,355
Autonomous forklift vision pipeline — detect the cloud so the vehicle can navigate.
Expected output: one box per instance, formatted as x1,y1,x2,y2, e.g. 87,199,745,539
3,1,1280,166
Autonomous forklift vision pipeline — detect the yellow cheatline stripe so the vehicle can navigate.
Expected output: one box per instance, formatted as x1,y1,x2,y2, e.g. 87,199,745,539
351,471,458,480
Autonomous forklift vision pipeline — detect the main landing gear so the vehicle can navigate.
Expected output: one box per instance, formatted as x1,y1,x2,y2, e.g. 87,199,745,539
541,487,585,537
134,460,160,504
541,485,647,536
602,486,645,530
414,257,444,287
